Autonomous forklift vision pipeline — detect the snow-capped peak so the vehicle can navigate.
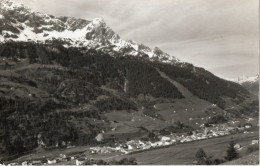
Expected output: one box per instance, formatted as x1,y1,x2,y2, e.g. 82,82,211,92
92,18,106,26
224,75,259,84
237,75,259,84
0,0,180,64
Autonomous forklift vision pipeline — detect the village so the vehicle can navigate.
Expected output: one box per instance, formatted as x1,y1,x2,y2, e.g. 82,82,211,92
2,119,258,166
88,121,256,155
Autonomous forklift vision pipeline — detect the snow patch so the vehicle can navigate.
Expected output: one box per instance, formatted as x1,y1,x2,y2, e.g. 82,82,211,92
237,75,259,84
223,75,259,84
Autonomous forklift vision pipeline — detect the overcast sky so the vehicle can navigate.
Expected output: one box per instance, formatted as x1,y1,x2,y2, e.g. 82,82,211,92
15,0,259,78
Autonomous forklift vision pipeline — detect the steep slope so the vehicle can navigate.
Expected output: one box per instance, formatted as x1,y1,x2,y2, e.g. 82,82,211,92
0,43,255,160
0,42,186,158
156,68,196,98
0,43,254,154
155,62,250,109
154,68,224,125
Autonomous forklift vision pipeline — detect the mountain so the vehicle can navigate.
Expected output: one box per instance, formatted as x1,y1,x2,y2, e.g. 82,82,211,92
238,75,259,96
225,75,259,96
0,0,179,64
237,75,259,84
0,0,257,160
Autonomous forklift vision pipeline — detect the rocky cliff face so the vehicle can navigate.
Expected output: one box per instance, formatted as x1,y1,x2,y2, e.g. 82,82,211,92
0,0,179,64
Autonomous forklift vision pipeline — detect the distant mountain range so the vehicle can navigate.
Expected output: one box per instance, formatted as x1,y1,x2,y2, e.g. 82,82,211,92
225,75,259,96
0,0,258,159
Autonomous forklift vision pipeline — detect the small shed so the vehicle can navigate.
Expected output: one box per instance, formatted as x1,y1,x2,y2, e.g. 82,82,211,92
76,159,84,166
91,150,97,154
234,144,241,149
244,123,253,129
252,140,259,145
47,159,57,164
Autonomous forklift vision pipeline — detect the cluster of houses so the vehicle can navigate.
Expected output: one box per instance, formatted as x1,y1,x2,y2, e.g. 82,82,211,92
89,122,255,156
7,153,96,166
45,153,94,166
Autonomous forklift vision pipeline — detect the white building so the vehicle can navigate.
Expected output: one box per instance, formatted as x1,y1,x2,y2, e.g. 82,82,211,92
164,142,171,145
128,145,133,150
234,144,241,149
76,159,84,166
47,159,56,164
22,161,27,166
252,140,259,145
161,136,171,142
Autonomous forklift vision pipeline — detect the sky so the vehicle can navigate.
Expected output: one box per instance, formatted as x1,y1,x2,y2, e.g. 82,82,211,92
15,0,259,78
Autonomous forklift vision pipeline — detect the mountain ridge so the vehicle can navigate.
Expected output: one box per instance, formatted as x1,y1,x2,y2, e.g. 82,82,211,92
0,0,180,64
223,75,259,96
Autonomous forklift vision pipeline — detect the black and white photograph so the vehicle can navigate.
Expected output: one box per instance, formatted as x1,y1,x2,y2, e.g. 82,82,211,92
0,0,259,165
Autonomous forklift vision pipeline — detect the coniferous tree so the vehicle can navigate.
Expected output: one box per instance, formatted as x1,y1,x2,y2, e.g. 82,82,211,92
194,148,212,165
225,139,239,161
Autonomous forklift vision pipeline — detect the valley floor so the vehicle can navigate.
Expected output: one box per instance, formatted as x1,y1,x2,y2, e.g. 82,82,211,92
4,127,258,165
106,130,259,165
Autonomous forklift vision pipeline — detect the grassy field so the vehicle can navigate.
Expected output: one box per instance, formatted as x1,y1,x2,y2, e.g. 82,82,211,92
105,110,169,131
154,69,224,128
222,151,259,165
103,69,225,137
106,131,259,165
6,124,258,165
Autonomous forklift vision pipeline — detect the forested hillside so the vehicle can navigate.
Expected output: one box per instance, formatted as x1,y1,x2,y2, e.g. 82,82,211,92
0,42,254,158
155,63,250,109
